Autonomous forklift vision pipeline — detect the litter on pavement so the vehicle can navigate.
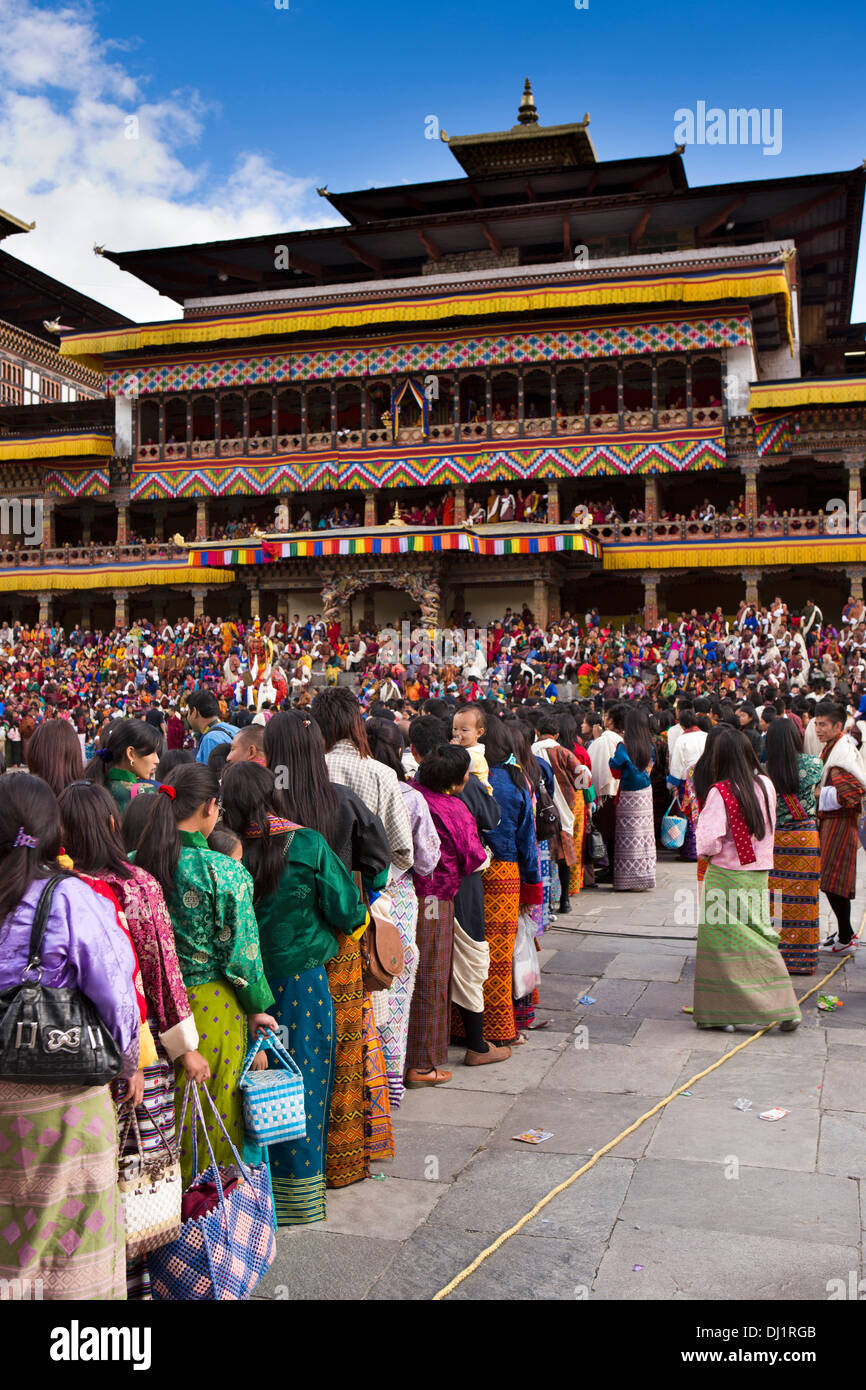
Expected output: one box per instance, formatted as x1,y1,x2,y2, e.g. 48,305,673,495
513,1129,554,1144
758,1108,789,1122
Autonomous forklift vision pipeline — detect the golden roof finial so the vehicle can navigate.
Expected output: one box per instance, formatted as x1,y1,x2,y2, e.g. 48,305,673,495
517,78,538,126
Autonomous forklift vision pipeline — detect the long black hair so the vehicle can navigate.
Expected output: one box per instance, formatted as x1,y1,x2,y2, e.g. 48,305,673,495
263,710,340,843
0,774,63,926
85,718,161,786
699,724,773,839
58,783,132,880
220,762,287,904
365,717,406,782
502,719,541,795
764,716,803,798
623,706,654,773
482,713,524,790
134,764,220,897
692,723,734,805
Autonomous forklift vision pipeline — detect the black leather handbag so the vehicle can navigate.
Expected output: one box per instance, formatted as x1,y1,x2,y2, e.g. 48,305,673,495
0,873,125,1085
534,782,559,841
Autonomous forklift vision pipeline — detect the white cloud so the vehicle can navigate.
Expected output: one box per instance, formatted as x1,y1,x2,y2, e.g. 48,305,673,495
0,0,338,323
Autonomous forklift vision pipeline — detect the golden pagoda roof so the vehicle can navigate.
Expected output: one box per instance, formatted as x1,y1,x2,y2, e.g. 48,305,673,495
442,79,598,177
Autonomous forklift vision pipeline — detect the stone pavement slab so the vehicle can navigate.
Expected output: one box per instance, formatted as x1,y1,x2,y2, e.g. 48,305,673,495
821,1052,866,1113
426,1149,587,1232
442,1041,565,1094
395,1085,515,1129
486,1088,662,1159
591,1223,857,1301
817,1111,866,1178
255,1231,396,1301
671,1048,826,1110
544,1040,690,1097
314,1174,448,1239
618,1155,858,1244
646,1095,820,1172
381,1121,489,1182
605,951,687,982
578,977,646,1015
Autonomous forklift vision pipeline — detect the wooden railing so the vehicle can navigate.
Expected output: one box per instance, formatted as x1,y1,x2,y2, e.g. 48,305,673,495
133,402,725,463
0,543,187,569
593,512,829,544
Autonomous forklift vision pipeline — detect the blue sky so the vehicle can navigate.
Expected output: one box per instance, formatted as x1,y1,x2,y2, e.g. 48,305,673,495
1,0,864,322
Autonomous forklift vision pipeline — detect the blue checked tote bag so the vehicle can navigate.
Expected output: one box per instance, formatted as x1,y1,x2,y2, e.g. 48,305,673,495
147,1082,276,1301
239,1032,306,1146
660,797,688,850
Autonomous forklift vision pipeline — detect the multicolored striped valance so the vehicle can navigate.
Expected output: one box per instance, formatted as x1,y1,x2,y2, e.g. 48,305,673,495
749,377,866,410
187,527,603,568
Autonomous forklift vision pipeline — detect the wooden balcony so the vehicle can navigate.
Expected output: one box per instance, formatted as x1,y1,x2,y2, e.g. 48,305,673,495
0,542,187,569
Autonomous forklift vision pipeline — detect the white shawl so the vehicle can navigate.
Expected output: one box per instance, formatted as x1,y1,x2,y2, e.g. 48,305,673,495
532,737,575,838
588,729,622,799
819,732,866,790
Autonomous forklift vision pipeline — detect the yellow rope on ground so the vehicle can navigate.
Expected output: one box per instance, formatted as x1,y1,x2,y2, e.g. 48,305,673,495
432,914,863,1301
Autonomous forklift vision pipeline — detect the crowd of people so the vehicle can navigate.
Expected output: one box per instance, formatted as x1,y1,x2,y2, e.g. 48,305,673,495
1,588,865,1300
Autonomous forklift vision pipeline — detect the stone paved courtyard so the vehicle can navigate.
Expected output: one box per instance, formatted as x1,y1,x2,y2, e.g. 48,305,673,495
256,853,866,1301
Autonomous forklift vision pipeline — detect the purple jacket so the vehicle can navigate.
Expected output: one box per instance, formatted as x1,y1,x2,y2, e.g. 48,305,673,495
412,785,486,900
0,876,140,1077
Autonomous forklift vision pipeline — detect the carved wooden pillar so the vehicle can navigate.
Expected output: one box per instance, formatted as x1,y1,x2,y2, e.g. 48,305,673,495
454,486,467,524
364,491,376,527
644,475,659,524
547,479,560,525
848,565,866,603
847,457,862,513
113,589,129,628
741,458,759,522
533,574,549,629
38,591,51,627
191,586,209,622
195,499,209,541
744,567,762,607
43,497,56,549
116,501,129,547
642,572,660,628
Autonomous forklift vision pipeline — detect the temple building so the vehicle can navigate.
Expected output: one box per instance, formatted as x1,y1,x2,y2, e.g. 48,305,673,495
3,82,866,630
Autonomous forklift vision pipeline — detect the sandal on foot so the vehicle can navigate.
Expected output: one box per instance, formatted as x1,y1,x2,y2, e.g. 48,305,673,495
405,1067,452,1087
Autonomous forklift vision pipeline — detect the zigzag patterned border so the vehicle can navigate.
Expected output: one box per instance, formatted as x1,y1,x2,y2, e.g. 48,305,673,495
44,467,111,497
130,432,726,499
107,312,749,396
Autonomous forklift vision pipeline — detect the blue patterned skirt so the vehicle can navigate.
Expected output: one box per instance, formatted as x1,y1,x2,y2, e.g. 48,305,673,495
267,968,336,1226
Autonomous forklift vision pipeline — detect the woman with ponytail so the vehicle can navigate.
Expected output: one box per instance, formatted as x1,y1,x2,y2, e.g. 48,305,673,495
85,718,162,811
134,764,277,1183
220,761,367,1225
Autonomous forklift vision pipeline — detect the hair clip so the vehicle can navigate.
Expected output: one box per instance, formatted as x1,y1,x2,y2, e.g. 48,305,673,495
158,785,176,801
14,827,38,849
96,748,112,762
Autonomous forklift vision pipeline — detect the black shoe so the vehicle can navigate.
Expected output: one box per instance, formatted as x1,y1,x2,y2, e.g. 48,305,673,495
559,898,572,914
